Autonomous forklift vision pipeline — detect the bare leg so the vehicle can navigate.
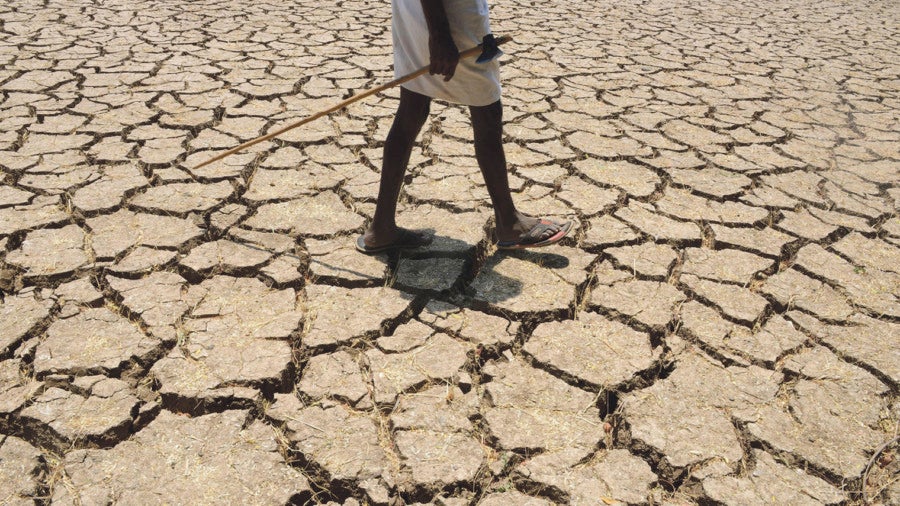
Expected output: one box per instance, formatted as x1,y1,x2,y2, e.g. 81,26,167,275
469,100,563,243
364,87,432,248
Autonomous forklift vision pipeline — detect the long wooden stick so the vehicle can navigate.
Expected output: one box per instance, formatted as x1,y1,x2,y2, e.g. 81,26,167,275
193,35,512,170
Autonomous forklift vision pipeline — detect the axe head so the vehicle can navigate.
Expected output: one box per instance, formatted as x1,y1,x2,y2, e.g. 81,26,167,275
476,34,504,63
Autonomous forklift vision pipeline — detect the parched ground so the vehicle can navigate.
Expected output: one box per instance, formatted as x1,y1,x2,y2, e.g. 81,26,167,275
0,0,898,504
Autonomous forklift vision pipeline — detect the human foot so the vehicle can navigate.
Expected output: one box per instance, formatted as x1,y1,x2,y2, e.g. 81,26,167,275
356,227,434,255
495,215,572,250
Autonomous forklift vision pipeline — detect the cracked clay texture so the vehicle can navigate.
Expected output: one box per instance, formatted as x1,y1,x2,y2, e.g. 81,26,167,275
0,0,898,504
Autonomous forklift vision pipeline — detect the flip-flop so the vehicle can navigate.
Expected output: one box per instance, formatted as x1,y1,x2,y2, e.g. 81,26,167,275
496,219,572,250
355,228,434,255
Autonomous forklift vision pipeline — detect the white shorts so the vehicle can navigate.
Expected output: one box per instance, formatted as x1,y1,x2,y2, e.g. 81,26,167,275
392,0,502,107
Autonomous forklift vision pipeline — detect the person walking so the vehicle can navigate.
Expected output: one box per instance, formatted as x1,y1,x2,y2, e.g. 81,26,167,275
356,0,572,254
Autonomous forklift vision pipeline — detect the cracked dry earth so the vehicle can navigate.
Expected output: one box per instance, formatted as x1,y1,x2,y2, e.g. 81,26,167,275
0,0,898,504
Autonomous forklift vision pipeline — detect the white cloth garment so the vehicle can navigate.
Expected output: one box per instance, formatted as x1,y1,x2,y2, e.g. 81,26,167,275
392,0,501,106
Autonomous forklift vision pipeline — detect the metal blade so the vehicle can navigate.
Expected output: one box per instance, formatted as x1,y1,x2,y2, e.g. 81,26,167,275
476,34,504,63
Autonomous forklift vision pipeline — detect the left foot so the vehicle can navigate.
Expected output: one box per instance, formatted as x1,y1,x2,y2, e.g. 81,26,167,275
356,227,433,255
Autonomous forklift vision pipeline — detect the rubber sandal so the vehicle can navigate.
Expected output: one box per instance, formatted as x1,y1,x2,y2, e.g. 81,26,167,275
355,228,434,255
496,219,572,250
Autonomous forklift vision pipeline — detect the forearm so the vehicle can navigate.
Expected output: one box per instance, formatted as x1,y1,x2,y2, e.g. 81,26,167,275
419,0,453,41
419,0,458,80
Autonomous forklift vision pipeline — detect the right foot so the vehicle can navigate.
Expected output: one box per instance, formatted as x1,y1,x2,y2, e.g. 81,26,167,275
495,214,572,249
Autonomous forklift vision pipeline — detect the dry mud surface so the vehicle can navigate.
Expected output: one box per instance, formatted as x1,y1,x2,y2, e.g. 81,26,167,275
1,0,899,504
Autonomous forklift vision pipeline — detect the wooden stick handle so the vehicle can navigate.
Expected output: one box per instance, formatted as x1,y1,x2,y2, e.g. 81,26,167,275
193,35,512,170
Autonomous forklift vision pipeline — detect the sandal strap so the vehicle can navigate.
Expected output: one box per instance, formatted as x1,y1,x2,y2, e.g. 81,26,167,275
520,222,559,244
